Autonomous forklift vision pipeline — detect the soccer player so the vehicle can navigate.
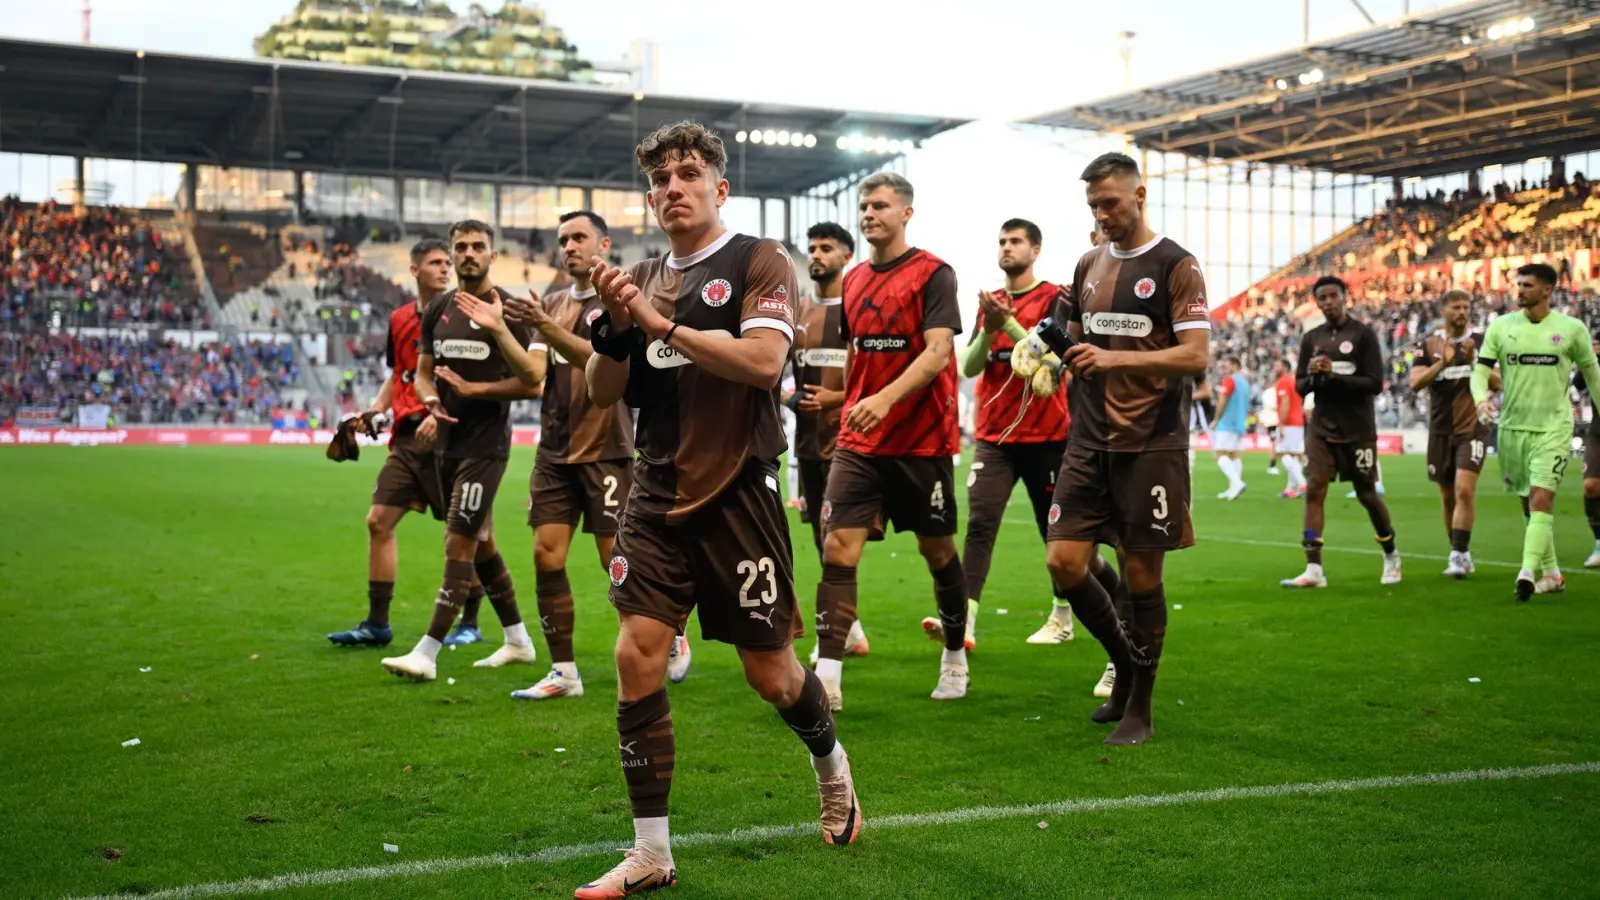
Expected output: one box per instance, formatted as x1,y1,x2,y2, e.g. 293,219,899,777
328,238,488,647
498,210,651,700
379,220,541,681
790,222,870,666
1211,356,1250,500
957,218,1085,647
815,171,969,709
1471,263,1600,600
1029,151,1211,746
1259,372,1280,475
574,121,860,896
1409,289,1494,577
1581,337,1600,568
1280,276,1401,589
1273,358,1308,498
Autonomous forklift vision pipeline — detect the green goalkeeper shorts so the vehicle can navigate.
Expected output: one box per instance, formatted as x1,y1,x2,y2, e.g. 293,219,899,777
1496,427,1574,496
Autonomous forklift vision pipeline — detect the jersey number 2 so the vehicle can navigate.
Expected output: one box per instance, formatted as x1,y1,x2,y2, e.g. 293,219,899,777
603,475,619,508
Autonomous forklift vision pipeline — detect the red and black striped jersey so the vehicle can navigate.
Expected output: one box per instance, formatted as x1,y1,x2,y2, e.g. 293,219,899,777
838,248,962,457
385,300,428,440
972,280,1069,444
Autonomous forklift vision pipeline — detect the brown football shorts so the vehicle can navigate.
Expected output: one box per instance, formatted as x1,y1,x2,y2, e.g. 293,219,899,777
528,455,632,536
798,457,831,551
608,460,799,651
822,448,957,538
967,439,1064,541
372,429,447,520
1047,443,1194,553
1426,430,1489,485
438,456,508,540
1306,433,1379,487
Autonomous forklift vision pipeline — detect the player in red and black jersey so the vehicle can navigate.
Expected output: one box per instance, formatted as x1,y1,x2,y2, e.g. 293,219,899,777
328,238,487,647
815,172,970,709
573,122,860,897
379,220,542,683
954,218,1080,649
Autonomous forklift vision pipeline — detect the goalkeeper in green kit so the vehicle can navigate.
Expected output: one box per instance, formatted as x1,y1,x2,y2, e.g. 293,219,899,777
1471,263,1600,601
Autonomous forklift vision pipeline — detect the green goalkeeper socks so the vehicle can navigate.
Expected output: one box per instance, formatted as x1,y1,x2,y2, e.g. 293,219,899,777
1523,511,1555,574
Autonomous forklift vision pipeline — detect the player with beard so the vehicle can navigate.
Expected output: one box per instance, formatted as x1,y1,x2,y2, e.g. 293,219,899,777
1013,152,1210,745
379,220,541,682
1280,276,1401,589
573,121,860,897
816,172,969,710
1472,263,1600,599
327,238,486,647
789,222,870,667
1409,289,1494,577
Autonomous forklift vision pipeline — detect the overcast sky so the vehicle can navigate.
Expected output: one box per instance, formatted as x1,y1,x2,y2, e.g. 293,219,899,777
0,0,1452,305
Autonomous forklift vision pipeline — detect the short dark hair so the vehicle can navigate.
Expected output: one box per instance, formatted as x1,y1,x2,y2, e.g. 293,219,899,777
410,238,449,264
559,209,609,237
1441,288,1472,305
1226,355,1243,368
1516,262,1557,286
1001,218,1042,246
637,120,727,177
449,219,495,244
1312,275,1348,295
806,221,855,253
1080,152,1140,183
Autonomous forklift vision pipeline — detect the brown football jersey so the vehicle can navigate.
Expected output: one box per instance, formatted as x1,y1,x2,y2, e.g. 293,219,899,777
791,293,846,461
420,287,535,460
1061,235,1211,452
1295,316,1383,443
621,232,798,524
1415,329,1486,438
533,286,634,464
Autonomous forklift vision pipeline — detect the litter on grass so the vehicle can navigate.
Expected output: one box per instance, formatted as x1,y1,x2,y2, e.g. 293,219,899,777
121,738,140,748
1174,604,1184,610
1468,677,1481,683
382,844,399,854
996,609,1009,615
1037,821,1049,830
447,678,456,685
555,748,567,753
138,667,152,673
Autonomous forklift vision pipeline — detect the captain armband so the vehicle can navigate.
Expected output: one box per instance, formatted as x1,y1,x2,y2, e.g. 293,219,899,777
590,311,645,362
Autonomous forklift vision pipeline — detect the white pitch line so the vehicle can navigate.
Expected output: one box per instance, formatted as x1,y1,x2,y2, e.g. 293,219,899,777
63,761,1600,900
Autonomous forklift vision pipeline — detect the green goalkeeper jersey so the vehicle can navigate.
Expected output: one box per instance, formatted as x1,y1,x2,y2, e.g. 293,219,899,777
1473,309,1600,433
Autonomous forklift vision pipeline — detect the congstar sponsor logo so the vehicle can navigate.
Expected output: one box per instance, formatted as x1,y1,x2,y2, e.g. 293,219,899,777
803,348,848,368
1084,312,1153,337
434,339,492,360
1507,353,1559,366
854,334,911,353
1330,361,1358,375
646,329,732,368
1438,364,1472,380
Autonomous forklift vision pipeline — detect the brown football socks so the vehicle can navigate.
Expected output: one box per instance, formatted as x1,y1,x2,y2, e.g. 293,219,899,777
931,558,968,652
426,559,478,641
815,564,858,662
777,669,838,758
1450,529,1472,553
366,580,394,627
1107,585,1168,746
474,553,522,628
535,568,576,665
1587,496,1600,540
617,689,675,819
1303,530,1324,565
459,584,484,629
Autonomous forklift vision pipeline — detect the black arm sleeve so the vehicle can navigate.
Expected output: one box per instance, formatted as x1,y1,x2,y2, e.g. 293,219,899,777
1294,332,1318,398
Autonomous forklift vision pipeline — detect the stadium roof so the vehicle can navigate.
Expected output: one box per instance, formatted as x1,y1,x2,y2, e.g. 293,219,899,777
1021,0,1600,179
0,38,968,197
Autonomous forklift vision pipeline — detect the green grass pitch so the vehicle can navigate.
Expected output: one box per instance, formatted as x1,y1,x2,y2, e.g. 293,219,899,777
3,445,1599,899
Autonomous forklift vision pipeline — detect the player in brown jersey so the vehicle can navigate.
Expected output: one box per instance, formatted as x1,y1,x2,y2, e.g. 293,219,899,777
1019,153,1210,746
379,220,542,683
1579,336,1600,569
494,210,656,701
1409,289,1494,577
1280,276,1401,589
328,238,488,647
572,122,860,898
814,172,970,710
789,222,871,667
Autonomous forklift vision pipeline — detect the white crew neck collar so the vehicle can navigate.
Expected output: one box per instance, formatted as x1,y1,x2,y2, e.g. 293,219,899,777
812,293,842,306
571,286,597,299
667,230,737,269
1109,233,1164,259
